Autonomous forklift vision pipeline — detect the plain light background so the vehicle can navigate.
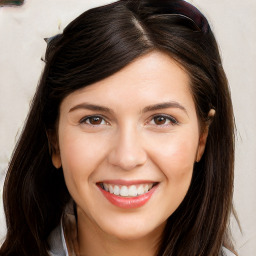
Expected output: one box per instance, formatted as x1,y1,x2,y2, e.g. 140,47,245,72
0,0,255,255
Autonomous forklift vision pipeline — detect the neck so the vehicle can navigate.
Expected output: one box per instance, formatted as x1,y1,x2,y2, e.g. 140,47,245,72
76,208,164,256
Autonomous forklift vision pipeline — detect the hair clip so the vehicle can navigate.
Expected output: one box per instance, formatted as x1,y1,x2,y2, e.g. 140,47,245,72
44,34,61,44
44,20,62,44
41,33,62,62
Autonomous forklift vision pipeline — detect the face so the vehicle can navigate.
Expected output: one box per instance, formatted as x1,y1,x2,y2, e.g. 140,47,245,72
52,51,209,241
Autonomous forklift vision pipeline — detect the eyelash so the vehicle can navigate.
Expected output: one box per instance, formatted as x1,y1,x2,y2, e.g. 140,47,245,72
79,114,178,128
79,115,109,126
147,114,179,127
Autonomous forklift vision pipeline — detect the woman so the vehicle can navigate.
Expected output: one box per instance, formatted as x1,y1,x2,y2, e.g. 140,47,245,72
0,0,237,255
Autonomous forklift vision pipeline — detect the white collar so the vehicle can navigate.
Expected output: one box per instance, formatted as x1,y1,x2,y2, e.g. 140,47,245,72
47,221,68,256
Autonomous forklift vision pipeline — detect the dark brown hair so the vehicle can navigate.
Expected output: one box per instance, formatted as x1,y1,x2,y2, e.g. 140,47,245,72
0,0,236,255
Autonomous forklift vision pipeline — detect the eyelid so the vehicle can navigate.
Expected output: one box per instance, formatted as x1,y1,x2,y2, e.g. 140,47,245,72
79,115,110,126
146,114,179,126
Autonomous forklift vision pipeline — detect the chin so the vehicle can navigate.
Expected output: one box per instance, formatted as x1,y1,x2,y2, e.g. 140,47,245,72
99,215,166,241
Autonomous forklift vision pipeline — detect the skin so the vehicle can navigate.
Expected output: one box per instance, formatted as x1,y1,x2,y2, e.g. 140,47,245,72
52,51,211,256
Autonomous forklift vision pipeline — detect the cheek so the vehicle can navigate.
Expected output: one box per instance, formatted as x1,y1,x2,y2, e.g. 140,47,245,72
58,129,109,184
148,130,199,181
148,132,198,214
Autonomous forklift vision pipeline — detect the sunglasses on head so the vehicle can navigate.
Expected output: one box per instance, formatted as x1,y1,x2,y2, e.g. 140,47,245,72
143,0,210,33
44,0,209,45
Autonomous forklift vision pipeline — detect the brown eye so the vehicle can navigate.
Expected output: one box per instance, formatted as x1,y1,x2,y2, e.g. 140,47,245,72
149,115,178,127
88,117,103,125
153,116,167,125
80,116,107,126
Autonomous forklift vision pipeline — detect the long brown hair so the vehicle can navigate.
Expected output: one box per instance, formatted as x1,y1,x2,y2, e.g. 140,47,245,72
0,0,236,255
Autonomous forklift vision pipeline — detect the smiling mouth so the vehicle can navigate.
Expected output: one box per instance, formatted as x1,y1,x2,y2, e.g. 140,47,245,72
98,182,158,198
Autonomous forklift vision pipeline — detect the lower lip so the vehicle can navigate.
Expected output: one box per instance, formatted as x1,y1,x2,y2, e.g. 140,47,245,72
98,185,158,209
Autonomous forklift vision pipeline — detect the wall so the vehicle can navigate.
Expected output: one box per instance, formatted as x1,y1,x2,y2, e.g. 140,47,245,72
0,0,255,254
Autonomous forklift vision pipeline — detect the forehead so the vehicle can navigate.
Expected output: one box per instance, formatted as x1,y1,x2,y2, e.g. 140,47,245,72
60,51,194,114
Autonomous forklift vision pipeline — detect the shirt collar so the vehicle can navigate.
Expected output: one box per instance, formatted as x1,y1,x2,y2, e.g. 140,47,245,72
48,201,77,256
47,201,236,256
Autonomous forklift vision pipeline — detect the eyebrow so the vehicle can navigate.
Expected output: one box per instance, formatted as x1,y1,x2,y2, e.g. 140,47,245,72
69,101,188,115
142,101,187,115
69,103,113,114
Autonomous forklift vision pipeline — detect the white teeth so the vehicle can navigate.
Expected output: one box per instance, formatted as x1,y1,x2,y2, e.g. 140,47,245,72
101,183,155,197
103,183,109,192
137,185,144,195
114,185,119,195
120,186,129,196
128,185,137,197
109,185,114,194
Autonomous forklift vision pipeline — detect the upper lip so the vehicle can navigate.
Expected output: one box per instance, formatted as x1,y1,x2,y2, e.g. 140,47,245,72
97,179,158,186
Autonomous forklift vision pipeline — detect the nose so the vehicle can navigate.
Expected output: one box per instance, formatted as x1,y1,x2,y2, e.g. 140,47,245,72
107,126,147,171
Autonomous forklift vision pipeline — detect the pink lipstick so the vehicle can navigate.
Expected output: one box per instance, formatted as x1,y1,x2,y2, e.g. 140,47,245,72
97,181,158,209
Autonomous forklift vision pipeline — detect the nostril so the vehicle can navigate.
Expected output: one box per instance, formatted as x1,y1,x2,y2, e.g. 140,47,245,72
107,147,147,171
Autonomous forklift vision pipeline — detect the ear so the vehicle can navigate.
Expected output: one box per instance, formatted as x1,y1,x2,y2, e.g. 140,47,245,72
46,130,62,169
196,109,215,162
